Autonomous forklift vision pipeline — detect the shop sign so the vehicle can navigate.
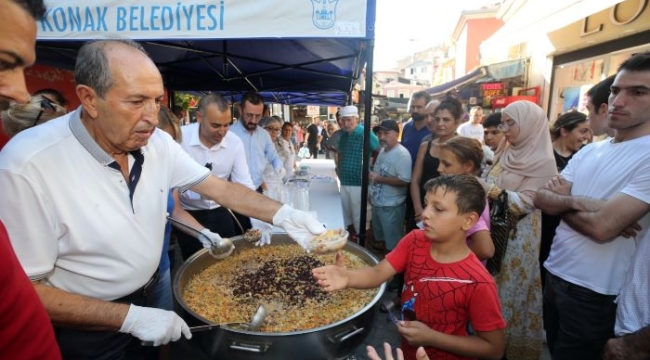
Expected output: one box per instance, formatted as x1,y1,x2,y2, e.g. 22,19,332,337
306,106,320,116
481,82,506,107
548,0,650,53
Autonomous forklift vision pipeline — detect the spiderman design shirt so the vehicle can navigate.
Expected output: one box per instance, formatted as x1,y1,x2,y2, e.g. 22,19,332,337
386,230,506,360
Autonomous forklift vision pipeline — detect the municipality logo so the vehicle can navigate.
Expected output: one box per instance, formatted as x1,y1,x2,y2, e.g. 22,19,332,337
311,0,339,29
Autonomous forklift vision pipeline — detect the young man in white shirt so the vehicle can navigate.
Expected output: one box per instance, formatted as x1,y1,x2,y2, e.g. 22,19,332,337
457,106,484,143
534,51,650,360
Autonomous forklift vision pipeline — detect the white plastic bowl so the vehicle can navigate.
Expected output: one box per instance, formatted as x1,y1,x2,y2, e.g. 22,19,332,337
307,229,348,254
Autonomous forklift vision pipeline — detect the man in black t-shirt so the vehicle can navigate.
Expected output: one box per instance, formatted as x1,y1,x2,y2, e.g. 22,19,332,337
305,117,322,159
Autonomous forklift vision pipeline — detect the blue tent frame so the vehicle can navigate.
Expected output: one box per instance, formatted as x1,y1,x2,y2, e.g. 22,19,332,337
34,1,378,245
34,2,377,106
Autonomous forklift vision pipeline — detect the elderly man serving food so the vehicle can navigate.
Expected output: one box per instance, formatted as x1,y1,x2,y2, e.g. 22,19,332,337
0,38,324,359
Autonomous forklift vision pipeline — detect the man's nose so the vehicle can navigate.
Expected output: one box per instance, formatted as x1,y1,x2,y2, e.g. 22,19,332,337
0,70,30,104
144,102,160,124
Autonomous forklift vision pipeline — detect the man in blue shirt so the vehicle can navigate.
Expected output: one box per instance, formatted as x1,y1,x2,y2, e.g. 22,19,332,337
400,90,431,232
401,90,432,167
230,92,284,191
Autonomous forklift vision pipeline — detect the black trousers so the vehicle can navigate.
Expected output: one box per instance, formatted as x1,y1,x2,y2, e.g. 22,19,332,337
55,274,159,360
543,272,617,360
308,144,318,159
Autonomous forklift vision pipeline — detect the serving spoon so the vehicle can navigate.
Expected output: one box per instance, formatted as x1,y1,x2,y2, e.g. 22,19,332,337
166,215,234,259
142,305,267,346
192,304,267,332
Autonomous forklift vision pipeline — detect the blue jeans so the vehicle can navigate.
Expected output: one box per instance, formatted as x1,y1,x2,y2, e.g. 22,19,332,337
372,204,406,250
152,269,173,311
543,272,616,360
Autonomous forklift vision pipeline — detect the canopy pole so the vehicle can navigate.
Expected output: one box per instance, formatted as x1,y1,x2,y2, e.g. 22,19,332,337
358,39,374,247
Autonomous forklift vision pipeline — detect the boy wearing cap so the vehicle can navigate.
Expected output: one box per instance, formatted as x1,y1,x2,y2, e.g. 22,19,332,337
370,120,412,251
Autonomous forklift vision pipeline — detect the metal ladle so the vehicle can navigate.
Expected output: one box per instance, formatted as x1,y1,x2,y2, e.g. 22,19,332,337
166,215,234,259
191,305,267,332
141,305,267,346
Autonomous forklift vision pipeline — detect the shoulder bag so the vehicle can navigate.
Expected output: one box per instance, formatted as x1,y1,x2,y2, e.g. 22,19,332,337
486,190,519,275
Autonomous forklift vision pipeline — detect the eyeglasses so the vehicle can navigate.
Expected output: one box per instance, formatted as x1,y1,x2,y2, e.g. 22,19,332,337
497,119,517,131
265,127,281,132
31,97,56,128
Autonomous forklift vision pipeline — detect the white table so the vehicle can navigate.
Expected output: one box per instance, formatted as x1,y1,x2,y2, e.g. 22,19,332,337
298,159,344,230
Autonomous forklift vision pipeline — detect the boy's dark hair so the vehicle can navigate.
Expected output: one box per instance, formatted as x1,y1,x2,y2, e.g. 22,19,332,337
586,75,615,110
424,174,486,216
618,51,650,72
482,112,501,129
434,95,464,122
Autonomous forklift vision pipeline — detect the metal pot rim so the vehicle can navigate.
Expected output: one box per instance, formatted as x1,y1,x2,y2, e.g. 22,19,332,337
173,236,386,335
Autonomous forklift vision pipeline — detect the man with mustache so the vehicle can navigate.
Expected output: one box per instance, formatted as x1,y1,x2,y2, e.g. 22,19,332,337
0,39,324,359
369,120,412,252
400,91,431,233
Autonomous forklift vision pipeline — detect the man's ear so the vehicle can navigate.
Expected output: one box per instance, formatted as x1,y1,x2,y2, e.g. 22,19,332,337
76,85,99,119
461,212,479,231
597,103,608,115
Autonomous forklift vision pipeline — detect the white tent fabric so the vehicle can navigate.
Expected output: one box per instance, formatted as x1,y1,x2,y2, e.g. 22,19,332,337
38,0,369,40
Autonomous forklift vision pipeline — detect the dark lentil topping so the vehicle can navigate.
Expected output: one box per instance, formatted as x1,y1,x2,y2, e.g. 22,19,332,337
232,255,327,306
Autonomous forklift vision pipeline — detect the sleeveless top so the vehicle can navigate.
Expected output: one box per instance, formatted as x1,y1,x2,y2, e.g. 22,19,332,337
419,140,440,205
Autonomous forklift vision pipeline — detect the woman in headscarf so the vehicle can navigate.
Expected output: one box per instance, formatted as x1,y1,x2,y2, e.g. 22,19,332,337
481,100,557,360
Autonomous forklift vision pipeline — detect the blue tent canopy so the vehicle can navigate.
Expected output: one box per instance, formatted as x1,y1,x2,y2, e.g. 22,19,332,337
34,0,377,106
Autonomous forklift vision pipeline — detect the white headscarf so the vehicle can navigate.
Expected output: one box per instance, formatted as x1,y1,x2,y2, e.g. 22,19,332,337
490,101,558,201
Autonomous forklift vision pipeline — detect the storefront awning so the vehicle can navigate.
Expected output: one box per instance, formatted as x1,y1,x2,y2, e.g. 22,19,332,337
477,59,527,82
426,59,527,96
425,67,487,97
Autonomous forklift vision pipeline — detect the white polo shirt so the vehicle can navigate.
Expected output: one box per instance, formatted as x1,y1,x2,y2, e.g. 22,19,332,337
0,108,210,301
179,123,255,210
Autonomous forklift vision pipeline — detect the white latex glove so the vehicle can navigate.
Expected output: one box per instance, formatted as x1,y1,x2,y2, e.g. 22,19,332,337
119,304,191,346
272,204,326,249
198,228,222,249
250,218,274,246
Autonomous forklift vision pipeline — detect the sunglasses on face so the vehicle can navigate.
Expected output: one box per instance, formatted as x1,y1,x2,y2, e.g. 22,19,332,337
31,97,56,128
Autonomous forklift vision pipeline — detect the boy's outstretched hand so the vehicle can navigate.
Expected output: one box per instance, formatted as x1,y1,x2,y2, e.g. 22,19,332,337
312,250,348,292
366,342,429,360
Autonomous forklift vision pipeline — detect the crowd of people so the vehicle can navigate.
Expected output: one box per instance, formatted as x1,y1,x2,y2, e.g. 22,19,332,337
2,1,650,360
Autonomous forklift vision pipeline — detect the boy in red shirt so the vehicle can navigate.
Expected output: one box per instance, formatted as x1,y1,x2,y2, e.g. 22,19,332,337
313,174,506,360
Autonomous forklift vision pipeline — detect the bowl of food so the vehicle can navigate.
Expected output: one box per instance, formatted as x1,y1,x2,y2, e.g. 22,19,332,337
307,229,348,254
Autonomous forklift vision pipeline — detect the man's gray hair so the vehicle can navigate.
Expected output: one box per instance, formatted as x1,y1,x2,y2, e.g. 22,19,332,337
74,39,147,98
197,93,230,115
